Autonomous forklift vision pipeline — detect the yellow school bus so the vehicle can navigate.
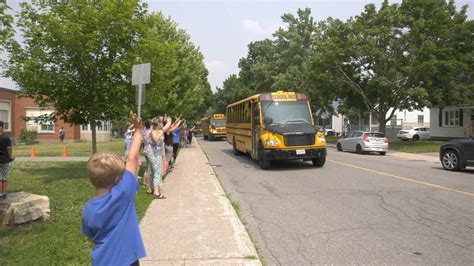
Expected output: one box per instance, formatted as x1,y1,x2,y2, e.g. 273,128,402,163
226,91,326,169
201,114,226,141
193,120,202,135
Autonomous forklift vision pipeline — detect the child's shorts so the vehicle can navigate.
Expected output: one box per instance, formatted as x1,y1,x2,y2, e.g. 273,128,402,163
0,163,9,181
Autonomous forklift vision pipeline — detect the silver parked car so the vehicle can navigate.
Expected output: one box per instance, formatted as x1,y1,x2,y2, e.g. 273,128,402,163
397,127,430,141
336,131,388,155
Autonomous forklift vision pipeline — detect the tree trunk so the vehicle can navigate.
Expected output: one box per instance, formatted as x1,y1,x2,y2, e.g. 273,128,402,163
91,121,97,154
378,107,397,135
378,120,386,134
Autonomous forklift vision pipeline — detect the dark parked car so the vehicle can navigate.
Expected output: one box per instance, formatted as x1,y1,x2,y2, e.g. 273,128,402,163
439,138,474,171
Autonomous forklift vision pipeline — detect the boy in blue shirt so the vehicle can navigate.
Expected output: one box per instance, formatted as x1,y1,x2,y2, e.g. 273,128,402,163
82,112,146,266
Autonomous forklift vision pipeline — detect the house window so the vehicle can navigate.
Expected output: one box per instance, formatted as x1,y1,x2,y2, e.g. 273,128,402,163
0,101,11,131
25,109,55,133
82,121,110,132
444,110,460,126
391,115,397,126
418,115,424,125
41,124,54,131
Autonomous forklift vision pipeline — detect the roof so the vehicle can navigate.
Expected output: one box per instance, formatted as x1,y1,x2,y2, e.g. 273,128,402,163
226,94,261,108
0,87,19,94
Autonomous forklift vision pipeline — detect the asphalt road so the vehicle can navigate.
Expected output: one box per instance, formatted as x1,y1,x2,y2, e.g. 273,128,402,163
197,137,474,265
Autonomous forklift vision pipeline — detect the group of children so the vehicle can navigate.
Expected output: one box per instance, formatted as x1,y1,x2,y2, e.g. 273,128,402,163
142,115,184,199
82,112,196,265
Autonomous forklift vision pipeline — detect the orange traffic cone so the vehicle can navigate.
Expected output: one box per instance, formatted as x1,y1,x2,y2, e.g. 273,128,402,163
31,147,37,158
62,146,68,157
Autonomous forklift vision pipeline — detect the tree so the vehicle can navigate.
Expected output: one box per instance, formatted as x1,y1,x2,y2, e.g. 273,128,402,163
400,0,474,107
211,74,253,113
238,39,275,93
313,1,430,133
272,8,335,114
4,1,146,153
136,13,211,121
237,8,336,114
0,0,13,58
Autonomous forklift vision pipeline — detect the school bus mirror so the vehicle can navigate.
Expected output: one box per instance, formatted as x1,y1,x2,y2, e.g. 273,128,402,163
254,106,260,116
263,117,273,126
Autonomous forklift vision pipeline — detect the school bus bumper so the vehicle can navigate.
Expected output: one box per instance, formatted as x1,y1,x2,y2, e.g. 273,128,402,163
262,147,327,160
210,133,226,138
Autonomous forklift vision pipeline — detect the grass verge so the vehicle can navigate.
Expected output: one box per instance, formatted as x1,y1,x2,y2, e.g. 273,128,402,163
325,136,339,144
14,139,125,157
0,162,153,265
388,138,443,153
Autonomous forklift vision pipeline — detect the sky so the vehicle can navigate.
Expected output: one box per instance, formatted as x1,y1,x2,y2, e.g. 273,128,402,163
1,0,473,91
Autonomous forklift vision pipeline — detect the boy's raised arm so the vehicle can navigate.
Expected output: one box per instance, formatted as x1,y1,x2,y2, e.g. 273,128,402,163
126,112,143,174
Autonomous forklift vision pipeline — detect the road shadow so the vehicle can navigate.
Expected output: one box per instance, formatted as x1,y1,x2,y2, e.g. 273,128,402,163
220,148,322,171
195,136,227,142
430,166,474,175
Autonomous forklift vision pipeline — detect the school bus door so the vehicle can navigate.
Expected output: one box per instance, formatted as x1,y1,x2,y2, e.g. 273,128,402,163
251,102,260,160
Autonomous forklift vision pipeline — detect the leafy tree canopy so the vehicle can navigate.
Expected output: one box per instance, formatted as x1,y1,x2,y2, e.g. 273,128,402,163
136,12,211,121
0,0,14,57
224,1,472,133
211,74,252,114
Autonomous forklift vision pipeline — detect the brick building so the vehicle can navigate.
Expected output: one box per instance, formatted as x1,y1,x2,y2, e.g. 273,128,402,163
0,87,111,142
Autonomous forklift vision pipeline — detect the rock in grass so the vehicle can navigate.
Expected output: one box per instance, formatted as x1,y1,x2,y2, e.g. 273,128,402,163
0,192,50,226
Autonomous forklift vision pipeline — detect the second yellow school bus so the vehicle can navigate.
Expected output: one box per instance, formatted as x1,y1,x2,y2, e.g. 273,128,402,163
226,91,326,169
201,114,226,141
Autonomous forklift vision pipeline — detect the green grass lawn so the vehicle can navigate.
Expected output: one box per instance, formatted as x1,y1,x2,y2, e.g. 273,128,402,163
388,138,443,153
325,136,339,144
0,162,153,265
14,139,125,157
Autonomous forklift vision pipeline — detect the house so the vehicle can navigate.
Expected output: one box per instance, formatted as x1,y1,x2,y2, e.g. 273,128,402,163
0,87,112,142
319,102,430,137
345,107,430,137
430,106,474,138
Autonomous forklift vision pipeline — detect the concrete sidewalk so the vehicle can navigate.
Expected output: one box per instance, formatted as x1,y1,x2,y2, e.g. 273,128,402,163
139,141,260,265
387,151,439,163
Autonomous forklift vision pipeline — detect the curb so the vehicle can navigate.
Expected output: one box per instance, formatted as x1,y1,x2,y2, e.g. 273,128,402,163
195,139,262,265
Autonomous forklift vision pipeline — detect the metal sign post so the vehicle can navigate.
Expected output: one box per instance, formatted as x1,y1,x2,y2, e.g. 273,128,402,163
132,63,151,118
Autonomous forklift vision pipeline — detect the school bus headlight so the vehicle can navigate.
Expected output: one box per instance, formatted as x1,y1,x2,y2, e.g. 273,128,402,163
266,139,279,147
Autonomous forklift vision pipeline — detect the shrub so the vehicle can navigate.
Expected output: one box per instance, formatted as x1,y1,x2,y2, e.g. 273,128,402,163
18,128,38,144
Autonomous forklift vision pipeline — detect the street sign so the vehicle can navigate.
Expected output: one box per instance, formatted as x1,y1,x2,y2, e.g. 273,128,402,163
132,63,151,85
132,63,151,117
136,85,145,105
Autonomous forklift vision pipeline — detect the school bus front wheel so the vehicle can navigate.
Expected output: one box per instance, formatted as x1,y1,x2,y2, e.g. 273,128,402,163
311,157,326,167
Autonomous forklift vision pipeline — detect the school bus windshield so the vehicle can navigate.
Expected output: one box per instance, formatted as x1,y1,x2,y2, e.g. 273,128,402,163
210,119,225,127
262,101,312,125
